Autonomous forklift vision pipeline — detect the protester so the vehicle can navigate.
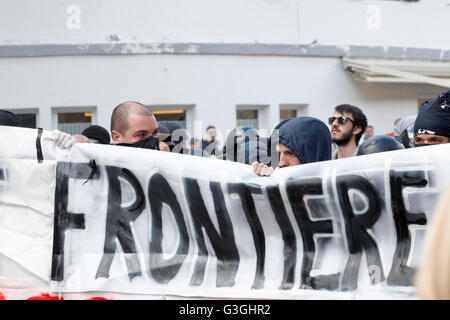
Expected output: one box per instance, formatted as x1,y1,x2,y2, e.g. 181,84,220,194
81,125,111,144
110,101,159,150
413,90,450,146
267,119,291,168
202,125,219,155
222,126,269,165
253,117,331,176
393,115,416,148
414,186,450,300
356,135,404,156
329,104,367,159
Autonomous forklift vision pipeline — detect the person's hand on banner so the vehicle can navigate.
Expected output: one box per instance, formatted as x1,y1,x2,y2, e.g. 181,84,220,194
52,129,76,149
252,162,274,176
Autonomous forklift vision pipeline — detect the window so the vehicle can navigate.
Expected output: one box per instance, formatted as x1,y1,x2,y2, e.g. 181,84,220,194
7,109,38,128
58,112,92,134
17,114,37,128
153,109,186,128
53,107,96,134
280,109,297,121
236,110,258,129
279,104,309,122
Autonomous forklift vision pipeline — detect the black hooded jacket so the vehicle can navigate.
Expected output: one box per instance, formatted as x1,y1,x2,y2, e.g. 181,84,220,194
278,117,331,165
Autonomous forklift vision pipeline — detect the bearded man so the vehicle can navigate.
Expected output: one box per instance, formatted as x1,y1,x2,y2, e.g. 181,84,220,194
329,104,368,159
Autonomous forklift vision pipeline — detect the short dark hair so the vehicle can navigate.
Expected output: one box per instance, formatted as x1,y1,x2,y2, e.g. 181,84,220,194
206,125,216,131
110,101,153,134
334,104,368,144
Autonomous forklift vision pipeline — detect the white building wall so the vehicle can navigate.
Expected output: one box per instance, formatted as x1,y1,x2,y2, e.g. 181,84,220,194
1,0,449,50
0,0,448,143
0,54,439,140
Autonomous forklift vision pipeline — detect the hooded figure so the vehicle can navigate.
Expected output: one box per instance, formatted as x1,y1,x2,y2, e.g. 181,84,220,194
0,110,21,127
267,119,291,167
278,117,331,165
393,115,416,138
414,90,450,145
223,126,269,164
82,125,111,144
393,115,416,149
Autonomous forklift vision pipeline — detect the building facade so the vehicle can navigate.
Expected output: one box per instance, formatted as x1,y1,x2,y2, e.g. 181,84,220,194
1,0,449,144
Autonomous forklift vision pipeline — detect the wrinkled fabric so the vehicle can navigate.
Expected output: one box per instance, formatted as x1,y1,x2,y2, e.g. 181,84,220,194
279,117,331,164
414,90,450,138
393,115,416,138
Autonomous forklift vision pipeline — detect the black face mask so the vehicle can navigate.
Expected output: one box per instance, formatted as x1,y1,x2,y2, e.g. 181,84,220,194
117,135,160,150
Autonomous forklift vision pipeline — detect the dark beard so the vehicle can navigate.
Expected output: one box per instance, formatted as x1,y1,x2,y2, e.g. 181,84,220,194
332,129,353,146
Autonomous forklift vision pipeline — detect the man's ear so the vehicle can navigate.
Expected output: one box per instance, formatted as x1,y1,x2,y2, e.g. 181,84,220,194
111,129,122,144
353,126,362,136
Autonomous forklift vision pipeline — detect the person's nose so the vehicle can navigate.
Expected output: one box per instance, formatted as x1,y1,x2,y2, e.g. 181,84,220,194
278,154,288,168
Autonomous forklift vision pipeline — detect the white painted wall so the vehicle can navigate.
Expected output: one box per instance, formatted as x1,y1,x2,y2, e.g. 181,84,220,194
0,54,440,141
0,0,449,50
0,0,447,144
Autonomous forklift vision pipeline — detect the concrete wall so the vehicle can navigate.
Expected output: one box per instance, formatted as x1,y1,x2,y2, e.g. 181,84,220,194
0,54,440,141
0,0,448,142
1,0,449,50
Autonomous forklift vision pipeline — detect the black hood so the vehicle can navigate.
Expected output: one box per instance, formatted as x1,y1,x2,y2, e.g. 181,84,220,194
279,117,331,164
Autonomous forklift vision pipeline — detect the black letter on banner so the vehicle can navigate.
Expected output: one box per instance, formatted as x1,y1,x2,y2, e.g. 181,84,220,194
96,166,145,280
227,183,265,289
51,161,100,281
265,185,297,290
183,179,239,287
387,170,427,286
285,178,339,290
0,168,4,181
336,175,385,291
148,173,189,283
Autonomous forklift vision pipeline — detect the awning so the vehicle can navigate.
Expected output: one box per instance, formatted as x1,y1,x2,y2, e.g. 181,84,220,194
342,57,450,88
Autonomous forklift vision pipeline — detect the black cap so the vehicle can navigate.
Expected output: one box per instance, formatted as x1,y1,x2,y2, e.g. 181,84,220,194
357,135,405,156
0,110,21,127
414,90,450,138
81,125,111,144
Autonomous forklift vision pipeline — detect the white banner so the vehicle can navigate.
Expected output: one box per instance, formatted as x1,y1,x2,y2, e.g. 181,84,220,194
1,126,449,300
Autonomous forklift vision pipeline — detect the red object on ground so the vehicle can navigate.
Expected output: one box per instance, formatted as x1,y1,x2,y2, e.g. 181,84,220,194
27,293,64,300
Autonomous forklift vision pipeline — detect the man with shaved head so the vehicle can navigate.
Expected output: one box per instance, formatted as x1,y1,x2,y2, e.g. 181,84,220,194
110,101,160,150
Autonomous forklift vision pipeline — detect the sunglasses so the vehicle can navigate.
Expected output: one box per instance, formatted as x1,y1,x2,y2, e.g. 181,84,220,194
328,116,355,125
